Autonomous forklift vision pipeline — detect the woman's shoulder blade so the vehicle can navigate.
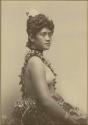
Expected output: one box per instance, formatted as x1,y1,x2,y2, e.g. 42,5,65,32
28,56,42,64
27,56,43,70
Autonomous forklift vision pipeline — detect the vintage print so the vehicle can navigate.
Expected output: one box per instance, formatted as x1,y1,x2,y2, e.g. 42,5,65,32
1,1,88,125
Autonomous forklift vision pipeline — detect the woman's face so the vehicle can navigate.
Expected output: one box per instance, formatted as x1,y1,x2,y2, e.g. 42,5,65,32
33,27,53,51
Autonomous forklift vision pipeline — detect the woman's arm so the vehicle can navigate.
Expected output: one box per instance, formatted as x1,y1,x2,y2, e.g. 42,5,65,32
27,56,79,124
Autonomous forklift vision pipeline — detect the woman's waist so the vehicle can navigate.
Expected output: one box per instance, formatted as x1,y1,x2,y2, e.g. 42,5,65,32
25,83,56,97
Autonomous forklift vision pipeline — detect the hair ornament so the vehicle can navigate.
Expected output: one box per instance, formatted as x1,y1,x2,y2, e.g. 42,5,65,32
26,9,39,18
26,12,29,17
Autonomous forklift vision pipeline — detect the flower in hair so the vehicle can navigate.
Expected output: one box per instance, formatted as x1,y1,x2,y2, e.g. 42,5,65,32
26,9,39,17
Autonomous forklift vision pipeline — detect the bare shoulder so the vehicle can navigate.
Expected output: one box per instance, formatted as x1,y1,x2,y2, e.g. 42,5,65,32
27,56,44,71
28,56,43,66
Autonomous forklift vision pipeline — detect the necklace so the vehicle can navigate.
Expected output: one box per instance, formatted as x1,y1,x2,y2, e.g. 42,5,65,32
19,49,57,98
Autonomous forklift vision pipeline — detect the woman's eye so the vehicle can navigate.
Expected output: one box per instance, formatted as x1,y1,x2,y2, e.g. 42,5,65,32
40,32,52,38
40,33,46,37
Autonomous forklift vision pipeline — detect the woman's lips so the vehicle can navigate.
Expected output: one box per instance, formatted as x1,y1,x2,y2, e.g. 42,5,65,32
45,43,50,45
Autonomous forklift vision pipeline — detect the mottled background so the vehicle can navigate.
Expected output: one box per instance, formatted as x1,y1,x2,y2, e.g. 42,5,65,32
1,1,87,116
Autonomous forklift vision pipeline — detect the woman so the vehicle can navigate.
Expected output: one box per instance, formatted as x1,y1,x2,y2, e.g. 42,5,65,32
7,12,87,125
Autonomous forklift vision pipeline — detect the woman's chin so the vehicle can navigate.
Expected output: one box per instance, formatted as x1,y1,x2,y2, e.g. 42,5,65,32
38,46,50,51
44,46,50,50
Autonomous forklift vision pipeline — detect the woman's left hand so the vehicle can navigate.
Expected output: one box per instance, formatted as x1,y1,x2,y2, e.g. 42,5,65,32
70,114,88,125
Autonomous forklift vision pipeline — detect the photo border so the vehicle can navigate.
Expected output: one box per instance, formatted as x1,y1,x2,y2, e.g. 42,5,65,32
0,0,88,125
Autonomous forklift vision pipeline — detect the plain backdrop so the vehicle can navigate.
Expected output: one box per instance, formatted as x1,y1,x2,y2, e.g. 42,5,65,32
1,1,87,115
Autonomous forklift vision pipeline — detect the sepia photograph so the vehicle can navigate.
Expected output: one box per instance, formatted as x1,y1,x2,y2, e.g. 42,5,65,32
1,1,88,125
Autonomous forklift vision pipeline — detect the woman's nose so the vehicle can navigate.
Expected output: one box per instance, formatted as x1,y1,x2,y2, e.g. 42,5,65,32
45,35,50,41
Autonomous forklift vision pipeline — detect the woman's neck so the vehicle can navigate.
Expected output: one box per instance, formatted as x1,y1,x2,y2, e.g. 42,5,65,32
30,49,43,55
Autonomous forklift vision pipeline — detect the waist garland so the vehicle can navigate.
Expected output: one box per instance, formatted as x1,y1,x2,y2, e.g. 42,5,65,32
13,95,81,119
11,95,88,125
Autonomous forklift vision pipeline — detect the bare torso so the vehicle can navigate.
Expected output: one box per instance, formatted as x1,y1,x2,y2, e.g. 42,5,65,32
24,57,56,97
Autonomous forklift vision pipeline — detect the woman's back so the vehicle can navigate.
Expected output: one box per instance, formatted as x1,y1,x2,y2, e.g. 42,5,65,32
24,55,56,98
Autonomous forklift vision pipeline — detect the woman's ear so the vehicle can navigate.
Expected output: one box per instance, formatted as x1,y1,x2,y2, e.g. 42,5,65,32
28,34,35,42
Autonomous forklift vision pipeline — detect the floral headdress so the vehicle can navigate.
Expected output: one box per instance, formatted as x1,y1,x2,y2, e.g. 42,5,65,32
26,9,40,18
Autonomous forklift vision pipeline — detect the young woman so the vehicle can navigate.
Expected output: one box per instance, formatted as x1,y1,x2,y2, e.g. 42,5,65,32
7,12,87,125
